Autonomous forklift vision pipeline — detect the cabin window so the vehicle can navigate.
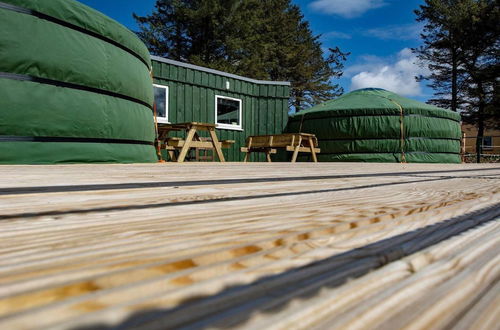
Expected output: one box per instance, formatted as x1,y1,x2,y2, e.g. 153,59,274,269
153,84,169,123
483,136,493,150
215,95,242,130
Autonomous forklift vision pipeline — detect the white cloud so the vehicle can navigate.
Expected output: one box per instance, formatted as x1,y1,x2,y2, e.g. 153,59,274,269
364,23,423,40
349,48,429,97
323,31,352,40
309,0,387,18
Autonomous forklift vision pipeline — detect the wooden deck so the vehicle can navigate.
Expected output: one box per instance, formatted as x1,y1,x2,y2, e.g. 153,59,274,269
0,163,498,329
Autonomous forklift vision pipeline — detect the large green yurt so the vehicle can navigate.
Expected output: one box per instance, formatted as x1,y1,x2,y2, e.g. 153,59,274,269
286,88,462,163
0,0,157,164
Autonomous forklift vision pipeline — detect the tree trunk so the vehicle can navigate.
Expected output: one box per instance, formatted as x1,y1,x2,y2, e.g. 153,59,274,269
475,118,484,163
293,91,302,114
451,46,458,112
174,25,182,61
475,86,485,164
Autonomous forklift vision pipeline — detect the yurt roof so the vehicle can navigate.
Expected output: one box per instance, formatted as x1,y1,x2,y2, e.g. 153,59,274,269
291,88,461,122
2,0,151,69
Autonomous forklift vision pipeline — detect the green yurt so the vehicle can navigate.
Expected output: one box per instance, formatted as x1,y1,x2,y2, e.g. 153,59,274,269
0,0,157,164
286,88,462,163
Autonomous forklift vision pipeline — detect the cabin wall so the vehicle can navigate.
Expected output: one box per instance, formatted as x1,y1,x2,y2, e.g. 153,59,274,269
152,59,290,161
462,124,500,155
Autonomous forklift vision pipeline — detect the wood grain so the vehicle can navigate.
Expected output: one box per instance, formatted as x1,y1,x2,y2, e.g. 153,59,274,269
0,162,498,329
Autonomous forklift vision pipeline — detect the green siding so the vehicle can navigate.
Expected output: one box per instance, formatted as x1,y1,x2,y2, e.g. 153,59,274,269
152,59,290,162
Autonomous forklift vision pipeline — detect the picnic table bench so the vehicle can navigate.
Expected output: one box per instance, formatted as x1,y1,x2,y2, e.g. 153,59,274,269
241,133,320,162
157,122,234,162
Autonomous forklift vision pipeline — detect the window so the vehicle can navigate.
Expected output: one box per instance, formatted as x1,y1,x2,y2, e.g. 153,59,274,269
215,95,242,130
483,136,493,150
153,84,169,123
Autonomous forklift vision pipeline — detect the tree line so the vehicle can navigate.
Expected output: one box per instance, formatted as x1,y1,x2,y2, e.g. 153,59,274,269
135,0,499,161
134,0,349,112
414,0,499,161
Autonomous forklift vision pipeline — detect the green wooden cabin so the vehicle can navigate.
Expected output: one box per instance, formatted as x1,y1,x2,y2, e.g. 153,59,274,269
151,56,291,161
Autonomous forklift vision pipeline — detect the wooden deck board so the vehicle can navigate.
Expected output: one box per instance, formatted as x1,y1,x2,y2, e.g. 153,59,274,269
0,163,498,329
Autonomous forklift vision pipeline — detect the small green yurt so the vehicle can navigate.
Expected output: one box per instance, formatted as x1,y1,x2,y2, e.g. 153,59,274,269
0,0,157,164
286,88,462,163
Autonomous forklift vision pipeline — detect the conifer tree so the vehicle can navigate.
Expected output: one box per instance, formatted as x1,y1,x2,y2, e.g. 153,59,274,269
457,0,499,162
414,0,466,112
134,0,349,111
414,0,499,162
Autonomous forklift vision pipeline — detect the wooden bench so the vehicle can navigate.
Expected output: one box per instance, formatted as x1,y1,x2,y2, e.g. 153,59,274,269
163,137,235,162
194,138,235,161
157,122,230,162
241,133,320,162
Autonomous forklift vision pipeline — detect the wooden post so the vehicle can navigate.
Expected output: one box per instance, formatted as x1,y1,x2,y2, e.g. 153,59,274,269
266,150,272,162
208,128,225,162
167,149,177,162
177,127,197,162
461,132,466,163
308,137,318,163
291,136,303,163
243,137,252,163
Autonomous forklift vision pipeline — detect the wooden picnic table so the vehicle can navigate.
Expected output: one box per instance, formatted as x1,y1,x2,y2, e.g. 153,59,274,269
241,133,320,163
157,122,233,162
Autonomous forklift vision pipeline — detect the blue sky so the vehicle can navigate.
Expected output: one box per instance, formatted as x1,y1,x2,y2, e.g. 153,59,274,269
79,0,430,101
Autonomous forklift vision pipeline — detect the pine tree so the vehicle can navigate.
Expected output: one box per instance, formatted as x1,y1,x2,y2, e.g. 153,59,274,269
456,0,500,162
134,0,349,112
414,0,466,112
414,0,499,162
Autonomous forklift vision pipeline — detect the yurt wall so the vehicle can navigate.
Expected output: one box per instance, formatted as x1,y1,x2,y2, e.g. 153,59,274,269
0,0,157,164
286,88,462,163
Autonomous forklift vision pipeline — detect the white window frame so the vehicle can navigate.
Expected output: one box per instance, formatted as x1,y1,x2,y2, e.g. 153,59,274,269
483,136,493,150
215,95,243,131
153,84,169,124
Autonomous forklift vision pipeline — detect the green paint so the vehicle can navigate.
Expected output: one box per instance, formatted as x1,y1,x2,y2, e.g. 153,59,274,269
152,59,290,162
